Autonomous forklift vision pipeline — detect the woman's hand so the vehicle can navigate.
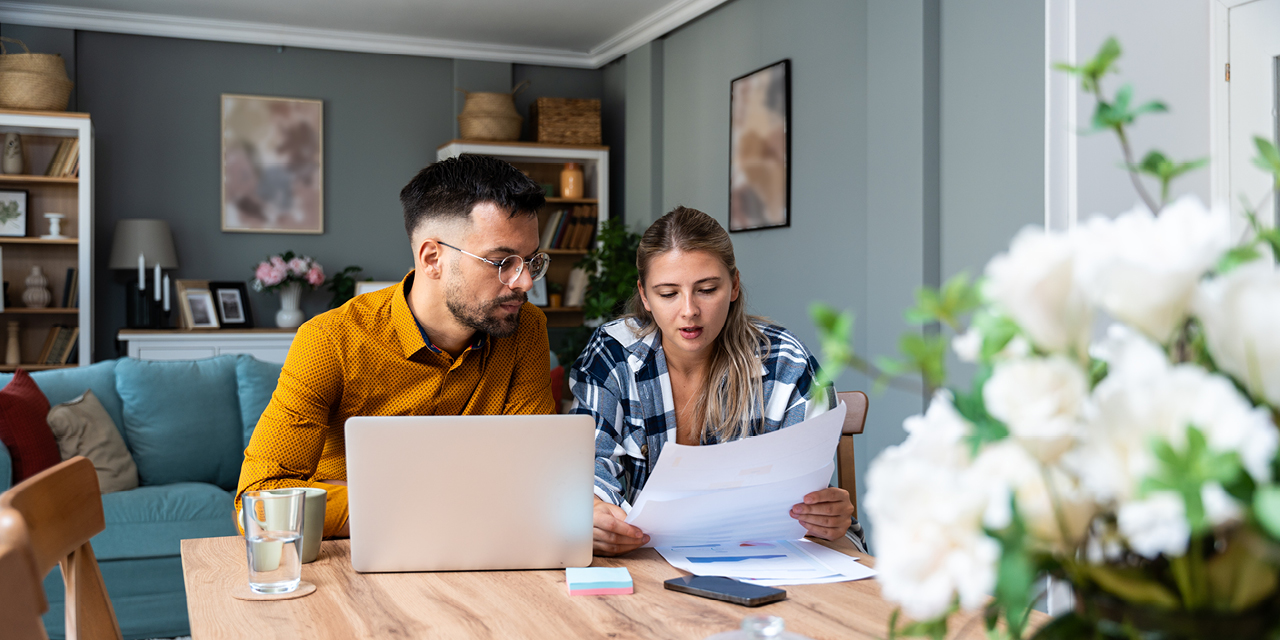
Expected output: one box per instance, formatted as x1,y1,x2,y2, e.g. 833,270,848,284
790,487,854,540
593,498,649,556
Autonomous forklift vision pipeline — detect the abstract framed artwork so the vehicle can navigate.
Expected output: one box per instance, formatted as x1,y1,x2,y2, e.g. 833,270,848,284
729,59,791,232
222,94,324,234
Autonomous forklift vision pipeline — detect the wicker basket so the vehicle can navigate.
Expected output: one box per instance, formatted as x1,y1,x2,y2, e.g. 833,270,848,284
457,82,526,142
530,97,601,145
0,37,72,111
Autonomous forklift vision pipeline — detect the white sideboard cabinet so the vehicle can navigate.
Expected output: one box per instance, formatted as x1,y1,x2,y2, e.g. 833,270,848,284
117,329,296,364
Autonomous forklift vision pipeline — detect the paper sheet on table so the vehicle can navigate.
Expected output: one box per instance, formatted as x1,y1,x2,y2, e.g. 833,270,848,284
656,539,876,586
625,402,846,548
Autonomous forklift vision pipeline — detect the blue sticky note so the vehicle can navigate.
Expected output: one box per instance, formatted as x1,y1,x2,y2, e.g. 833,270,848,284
566,567,633,595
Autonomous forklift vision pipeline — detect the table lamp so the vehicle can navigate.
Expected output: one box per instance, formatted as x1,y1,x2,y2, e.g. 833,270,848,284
109,219,179,329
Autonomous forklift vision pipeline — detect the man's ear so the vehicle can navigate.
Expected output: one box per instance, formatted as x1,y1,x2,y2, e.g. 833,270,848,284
417,237,445,279
638,279,652,312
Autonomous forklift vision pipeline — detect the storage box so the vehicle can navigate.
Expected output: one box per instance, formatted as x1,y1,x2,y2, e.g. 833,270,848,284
530,97,601,145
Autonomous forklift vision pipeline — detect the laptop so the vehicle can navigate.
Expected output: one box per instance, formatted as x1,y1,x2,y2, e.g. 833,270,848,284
344,414,596,572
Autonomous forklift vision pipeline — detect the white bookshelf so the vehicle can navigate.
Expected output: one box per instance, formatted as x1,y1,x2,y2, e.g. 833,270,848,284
0,109,93,368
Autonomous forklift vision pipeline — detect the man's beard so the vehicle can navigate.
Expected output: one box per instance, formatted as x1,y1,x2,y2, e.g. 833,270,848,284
445,278,525,338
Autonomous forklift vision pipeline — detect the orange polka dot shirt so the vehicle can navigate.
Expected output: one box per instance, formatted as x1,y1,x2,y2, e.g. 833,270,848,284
236,271,555,537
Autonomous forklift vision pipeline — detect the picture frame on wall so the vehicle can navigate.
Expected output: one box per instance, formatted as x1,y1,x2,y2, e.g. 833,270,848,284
0,189,28,237
221,94,324,234
182,289,220,329
209,281,255,329
729,59,791,232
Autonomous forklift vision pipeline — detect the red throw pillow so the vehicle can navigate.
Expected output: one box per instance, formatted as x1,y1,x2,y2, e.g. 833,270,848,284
0,369,60,482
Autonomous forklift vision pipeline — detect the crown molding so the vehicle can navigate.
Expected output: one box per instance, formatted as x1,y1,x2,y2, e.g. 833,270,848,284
587,0,729,66
0,0,728,69
0,1,597,67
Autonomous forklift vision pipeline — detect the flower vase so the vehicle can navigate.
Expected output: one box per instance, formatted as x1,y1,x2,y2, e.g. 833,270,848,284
275,282,305,329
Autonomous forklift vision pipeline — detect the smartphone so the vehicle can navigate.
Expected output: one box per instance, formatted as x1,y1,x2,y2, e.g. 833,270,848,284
663,575,786,607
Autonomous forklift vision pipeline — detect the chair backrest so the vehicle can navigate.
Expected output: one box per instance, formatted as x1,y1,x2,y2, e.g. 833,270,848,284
0,456,121,640
0,508,49,640
835,391,869,518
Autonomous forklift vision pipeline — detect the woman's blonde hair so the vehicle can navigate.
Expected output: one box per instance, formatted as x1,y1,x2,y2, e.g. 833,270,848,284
625,206,768,442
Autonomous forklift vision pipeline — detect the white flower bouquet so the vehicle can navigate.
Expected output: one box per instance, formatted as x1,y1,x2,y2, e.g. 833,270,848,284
813,39,1280,639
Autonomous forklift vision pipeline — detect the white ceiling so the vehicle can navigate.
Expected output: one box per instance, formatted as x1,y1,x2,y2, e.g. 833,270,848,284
0,0,729,68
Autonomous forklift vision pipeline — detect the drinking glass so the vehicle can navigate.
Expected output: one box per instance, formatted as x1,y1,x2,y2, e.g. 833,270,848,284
242,489,305,594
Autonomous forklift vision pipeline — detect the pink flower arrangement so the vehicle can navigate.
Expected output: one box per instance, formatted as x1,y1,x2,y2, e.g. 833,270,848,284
251,251,325,292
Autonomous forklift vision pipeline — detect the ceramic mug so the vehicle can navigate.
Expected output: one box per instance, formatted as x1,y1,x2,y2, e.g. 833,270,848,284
264,487,327,563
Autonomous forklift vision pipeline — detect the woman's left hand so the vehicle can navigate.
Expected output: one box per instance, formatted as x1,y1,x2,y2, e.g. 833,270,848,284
790,487,854,540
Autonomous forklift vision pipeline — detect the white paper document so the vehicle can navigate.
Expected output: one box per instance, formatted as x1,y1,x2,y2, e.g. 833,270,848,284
656,539,877,586
625,402,847,548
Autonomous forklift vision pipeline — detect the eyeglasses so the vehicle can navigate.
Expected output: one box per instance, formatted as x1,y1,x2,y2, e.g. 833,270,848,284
437,241,550,286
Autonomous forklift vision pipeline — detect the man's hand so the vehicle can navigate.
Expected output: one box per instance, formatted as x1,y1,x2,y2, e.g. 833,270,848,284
593,497,648,556
790,487,854,540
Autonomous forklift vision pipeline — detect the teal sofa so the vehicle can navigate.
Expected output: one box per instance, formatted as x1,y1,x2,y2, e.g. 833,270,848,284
0,355,283,640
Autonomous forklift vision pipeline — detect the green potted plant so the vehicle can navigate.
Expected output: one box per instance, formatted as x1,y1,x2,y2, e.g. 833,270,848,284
555,218,641,367
324,265,363,309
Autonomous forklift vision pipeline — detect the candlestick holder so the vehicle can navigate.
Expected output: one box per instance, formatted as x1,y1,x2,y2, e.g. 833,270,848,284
125,279,167,329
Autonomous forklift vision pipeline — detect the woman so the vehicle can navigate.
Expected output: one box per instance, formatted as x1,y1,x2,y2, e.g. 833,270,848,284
570,206,863,556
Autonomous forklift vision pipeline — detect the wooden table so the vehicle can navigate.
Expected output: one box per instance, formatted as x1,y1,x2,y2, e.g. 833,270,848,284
181,536,1009,639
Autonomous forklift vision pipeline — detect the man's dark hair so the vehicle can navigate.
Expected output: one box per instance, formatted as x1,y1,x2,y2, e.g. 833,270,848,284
399,155,546,237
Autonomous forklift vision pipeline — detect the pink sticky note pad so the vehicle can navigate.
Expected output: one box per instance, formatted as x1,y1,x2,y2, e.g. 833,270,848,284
566,567,633,596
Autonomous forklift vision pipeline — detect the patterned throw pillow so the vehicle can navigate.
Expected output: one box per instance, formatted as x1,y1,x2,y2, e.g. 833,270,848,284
0,369,60,482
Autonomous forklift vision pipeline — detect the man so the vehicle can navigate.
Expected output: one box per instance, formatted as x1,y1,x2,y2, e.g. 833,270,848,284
237,155,555,537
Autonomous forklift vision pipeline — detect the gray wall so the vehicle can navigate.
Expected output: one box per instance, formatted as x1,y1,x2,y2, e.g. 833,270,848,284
0,28,609,361
631,0,1045,535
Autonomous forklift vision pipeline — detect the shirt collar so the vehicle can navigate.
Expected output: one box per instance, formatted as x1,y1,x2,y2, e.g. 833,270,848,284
392,270,487,360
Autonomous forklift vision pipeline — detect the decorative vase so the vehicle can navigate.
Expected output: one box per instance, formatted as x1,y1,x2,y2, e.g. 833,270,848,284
5,321,19,365
1053,588,1280,640
22,266,50,308
560,162,584,199
3,133,22,174
275,282,305,329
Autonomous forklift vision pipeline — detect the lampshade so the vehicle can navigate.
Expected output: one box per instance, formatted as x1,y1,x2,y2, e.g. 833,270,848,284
108,219,179,269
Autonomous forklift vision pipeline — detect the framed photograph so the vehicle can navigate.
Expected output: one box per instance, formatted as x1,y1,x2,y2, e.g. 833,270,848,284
182,289,220,329
354,281,398,296
209,281,255,329
0,189,28,237
222,94,324,234
174,279,208,329
528,278,548,307
729,59,791,232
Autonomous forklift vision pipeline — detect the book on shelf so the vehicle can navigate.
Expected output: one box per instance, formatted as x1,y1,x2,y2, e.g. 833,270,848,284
58,138,79,178
36,325,61,364
61,267,77,308
46,140,70,177
539,210,564,250
52,326,78,365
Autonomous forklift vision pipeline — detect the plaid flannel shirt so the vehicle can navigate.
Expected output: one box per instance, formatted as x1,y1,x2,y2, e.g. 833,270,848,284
569,318,866,549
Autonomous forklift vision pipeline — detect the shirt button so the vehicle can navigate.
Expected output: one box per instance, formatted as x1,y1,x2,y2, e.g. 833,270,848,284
641,444,649,457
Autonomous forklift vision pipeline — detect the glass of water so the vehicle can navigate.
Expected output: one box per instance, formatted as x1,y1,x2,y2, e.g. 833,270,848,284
242,489,305,594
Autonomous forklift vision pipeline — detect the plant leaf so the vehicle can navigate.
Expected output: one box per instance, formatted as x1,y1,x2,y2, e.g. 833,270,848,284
1081,565,1180,609
1254,486,1280,540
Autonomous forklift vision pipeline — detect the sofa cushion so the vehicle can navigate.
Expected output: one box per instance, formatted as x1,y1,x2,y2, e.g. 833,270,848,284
0,369,60,481
236,355,283,447
92,482,238,561
0,360,126,439
115,356,243,489
47,390,139,493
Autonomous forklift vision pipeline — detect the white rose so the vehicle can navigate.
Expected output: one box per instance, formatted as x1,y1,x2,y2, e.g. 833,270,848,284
866,393,999,620
984,227,1091,356
952,328,981,364
1117,491,1189,559
1195,260,1280,406
983,356,1087,463
970,441,1095,552
1069,326,1278,506
1201,482,1243,527
1074,196,1231,343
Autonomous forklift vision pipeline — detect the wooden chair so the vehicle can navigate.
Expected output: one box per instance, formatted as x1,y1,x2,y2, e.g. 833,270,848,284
0,507,49,640
0,456,122,640
835,391,869,519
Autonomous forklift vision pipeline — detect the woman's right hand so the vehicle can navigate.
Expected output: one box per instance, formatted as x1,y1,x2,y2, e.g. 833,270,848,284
593,497,649,556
